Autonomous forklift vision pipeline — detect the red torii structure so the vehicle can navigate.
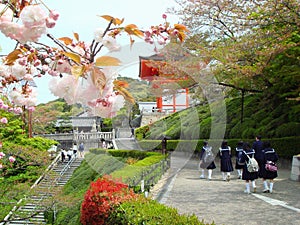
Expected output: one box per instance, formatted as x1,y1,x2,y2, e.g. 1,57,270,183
138,53,191,113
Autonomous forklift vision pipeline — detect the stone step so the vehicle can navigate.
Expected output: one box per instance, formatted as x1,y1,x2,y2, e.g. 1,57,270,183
4,157,83,224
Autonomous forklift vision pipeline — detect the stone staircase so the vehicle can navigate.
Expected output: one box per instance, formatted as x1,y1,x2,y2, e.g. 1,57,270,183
2,155,83,225
114,128,142,150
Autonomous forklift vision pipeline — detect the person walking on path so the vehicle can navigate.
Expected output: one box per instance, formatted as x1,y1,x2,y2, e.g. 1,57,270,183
261,141,279,193
161,136,168,155
72,142,78,157
219,140,234,181
235,141,244,179
67,148,73,161
239,142,258,194
100,138,107,149
252,135,264,178
79,142,85,158
199,141,216,180
61,148,66,163
130,127,135,138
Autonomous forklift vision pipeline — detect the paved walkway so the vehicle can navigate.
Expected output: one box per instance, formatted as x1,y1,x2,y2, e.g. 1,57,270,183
150,152,300,225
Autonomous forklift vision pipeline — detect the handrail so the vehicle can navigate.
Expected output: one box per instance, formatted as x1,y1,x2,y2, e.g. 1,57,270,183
128,154,171,189
1,154,79,224
31,154,61,189
27,155,79,219
1,153,61,224
59,155,76,177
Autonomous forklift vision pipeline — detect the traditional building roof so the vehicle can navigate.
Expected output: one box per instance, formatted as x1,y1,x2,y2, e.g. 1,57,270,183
70,116,102,128
55,113,102,132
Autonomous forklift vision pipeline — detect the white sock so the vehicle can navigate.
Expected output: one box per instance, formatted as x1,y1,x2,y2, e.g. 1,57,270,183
263,181,269,190
270,182,274,192
227,172,231,177
208,169,212,179
237,170,241,176
200,169,205,177
246,183,250,193
252,180,256,188
222,172,226,180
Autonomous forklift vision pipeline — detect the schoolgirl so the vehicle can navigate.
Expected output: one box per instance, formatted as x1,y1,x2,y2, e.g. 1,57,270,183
219,140,234,181
239,142,258,194
199,141,216,180
261,141,279,193
235,141,244,179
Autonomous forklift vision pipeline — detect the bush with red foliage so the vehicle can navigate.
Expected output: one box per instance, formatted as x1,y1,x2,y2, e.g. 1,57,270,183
80,175,137,225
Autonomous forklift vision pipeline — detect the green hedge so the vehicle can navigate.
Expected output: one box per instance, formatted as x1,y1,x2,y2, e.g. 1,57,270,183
110,152,166,185
108,198,208,225
107,149,149,159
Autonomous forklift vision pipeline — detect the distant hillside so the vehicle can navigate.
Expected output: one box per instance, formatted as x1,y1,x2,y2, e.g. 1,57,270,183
117,76,156,102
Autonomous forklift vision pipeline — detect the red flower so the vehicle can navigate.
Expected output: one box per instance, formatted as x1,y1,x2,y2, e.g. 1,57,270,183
80,175,137,225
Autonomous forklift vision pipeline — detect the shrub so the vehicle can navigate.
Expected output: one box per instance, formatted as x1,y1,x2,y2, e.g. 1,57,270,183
108,198,207,225
80,175,138,225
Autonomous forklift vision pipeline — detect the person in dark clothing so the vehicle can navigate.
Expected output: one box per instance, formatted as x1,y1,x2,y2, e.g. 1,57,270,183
219,140,234,181
130,127,135,138
199,141,216,180
161,136,167,154
61,148,66,162
235,141,244,179
261,141,279,193
252,135,264,178
79,142,84,157
239,142,258,194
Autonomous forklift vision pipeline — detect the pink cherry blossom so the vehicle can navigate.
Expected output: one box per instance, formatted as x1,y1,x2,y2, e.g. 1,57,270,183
157,37,167,45
0,164,3,169
0,22,23,40
23,74,34,81
102,36,121,52
0,4,13,22
13,107,23,114
27,106,35,112
0,117,8,124
42,64,49,72
1,104,8,110
49,75,79,105
94,28,105,42
75,78,100,105
0,152,5,159
20,5,47,28
55,60,72,74
46,17,56,28
10,62,28,79
22,95,38,107
88,92,124,118
9,87,38,107
9,156,16,163
19,25,47,43
49,10,60,21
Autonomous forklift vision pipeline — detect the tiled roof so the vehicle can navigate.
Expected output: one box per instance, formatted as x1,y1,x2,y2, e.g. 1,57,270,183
71,117,96,127
56,115,101,128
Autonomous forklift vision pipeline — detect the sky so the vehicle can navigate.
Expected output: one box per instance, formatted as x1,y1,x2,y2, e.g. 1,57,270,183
0,0,181,104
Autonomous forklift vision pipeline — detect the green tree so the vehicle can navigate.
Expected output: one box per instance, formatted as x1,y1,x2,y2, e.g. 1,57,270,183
169,0,300,96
